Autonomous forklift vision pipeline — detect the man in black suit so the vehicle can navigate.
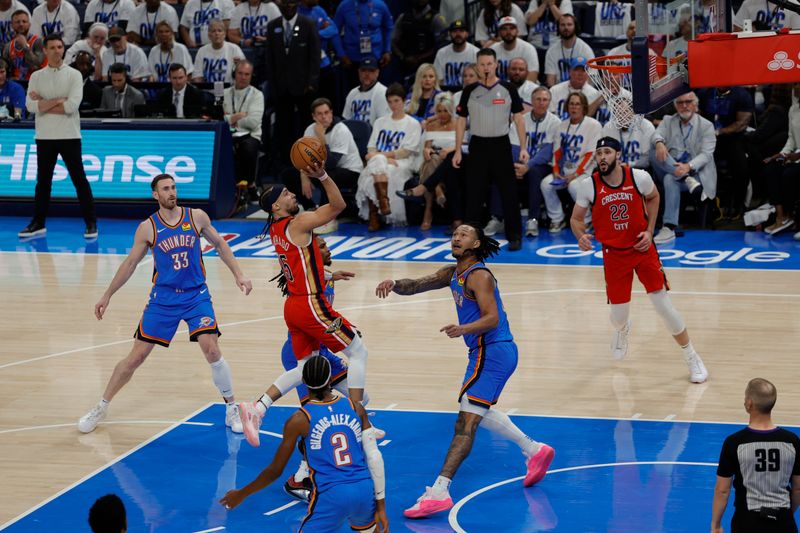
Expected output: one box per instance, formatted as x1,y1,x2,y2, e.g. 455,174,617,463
154,63,207,118
264,0,320,165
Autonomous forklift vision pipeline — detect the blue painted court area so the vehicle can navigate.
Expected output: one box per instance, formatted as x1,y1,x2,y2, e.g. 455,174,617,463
6,404,797,532
2,215,800,270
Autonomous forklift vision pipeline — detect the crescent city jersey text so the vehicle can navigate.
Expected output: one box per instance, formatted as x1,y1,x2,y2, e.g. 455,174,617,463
269,217,326,296
149,207,207,289
300,397,371,494
450,262,513,351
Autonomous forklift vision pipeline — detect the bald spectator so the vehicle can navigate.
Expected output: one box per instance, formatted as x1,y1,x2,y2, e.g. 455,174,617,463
223,60,264,202
490,15,539,82
30,0,80,46
507,57,537,110
126,0,179,46
100,26,150,81
3,9,45,81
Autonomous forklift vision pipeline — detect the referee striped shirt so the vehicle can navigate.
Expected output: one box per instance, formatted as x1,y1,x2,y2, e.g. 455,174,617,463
456,80,523,138
717,427,800,511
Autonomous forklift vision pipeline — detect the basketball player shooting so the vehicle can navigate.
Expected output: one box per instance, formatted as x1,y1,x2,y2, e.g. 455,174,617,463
569,137,708,383
238,154,372,448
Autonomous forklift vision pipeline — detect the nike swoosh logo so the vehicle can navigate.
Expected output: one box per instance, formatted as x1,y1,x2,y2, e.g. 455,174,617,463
200,288,207,294
157,228,166,233
623,186,633,190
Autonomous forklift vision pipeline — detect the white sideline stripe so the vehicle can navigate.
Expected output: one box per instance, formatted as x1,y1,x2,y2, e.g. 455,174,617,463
506,408,519,415
0,420,212,435
447,461,718,533
0,402,214,530
4,286,797,371
259,429,283,439
192,527,225,533
379,440,391,447
264,500,301,516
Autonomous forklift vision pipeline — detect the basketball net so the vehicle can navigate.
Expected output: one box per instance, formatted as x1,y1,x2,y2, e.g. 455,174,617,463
587,54,644,131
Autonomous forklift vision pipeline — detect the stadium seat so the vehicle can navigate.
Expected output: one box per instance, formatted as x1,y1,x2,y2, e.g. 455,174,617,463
343,119,371,161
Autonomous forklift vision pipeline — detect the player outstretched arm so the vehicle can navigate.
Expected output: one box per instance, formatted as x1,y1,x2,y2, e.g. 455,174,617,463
441,269,499,338
94,220,154,320
219,411,309,510
291,161,347,237
354,401,389,533
191,209,253,295
375,265,456,298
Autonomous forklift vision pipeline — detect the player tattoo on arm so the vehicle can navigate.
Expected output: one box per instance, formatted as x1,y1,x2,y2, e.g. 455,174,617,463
440,412,481,478
392,266,456,295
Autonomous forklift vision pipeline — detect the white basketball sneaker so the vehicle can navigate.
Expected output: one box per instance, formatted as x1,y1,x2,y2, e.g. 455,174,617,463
225,403,243,433
78,402,108,433
611,320,631,360
484,217,504,236
684,351,709,383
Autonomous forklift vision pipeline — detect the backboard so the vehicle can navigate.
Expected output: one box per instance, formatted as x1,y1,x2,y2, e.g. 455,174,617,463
631,0,730,113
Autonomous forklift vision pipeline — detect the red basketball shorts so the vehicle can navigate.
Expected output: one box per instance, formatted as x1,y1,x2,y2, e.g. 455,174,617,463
602,245,669,305
284,294,356,360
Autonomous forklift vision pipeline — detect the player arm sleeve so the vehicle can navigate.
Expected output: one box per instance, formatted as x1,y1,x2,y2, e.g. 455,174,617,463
362,427,386,499
575,177,593,208
632,169,655,196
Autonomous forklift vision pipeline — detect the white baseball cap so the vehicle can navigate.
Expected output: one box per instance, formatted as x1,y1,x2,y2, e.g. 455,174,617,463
498,16,517,28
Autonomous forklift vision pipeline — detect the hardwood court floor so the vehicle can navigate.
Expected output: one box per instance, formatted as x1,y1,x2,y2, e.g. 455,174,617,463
1,252,799,525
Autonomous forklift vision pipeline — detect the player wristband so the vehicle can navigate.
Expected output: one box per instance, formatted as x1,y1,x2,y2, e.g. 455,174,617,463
318,172,329,181
324,270,333,281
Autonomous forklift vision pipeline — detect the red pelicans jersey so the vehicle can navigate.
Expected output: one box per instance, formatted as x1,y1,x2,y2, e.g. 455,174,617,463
591,164,648,249
269,217,326,296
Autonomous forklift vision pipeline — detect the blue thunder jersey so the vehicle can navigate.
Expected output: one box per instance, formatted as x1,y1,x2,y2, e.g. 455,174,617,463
300,397,371,494
149,207,207,290
450,262,513,351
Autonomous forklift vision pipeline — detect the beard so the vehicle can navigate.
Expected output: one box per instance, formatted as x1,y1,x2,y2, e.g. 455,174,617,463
288,204,300,216
599,159,617,176
678,110,693,121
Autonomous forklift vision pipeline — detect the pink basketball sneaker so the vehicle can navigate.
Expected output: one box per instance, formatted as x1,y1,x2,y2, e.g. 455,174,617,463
403,487,453,518
524,444,555,487
238,401,263,447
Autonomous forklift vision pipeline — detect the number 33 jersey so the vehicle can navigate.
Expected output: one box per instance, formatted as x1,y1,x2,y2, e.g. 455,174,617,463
300,396,371,494
150,207,207,290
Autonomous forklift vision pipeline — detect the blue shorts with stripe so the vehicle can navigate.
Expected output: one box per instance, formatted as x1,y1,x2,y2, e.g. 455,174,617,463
301,478,376,532
459,341,518,408
135,285,220,347
281,337,348,404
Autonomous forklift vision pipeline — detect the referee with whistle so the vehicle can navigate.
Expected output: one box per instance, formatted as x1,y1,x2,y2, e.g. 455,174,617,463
453,47,528,251
712,378,800,533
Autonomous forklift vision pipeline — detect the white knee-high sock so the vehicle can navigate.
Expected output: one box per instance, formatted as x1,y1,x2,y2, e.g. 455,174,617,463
342,335,368,389
609,303,630,331
210,357,234,399
480,409,540,458
648,290,685,335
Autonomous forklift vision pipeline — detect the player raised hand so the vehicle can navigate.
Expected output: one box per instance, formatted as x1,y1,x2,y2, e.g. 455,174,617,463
577,233,594,251
94,295,111,320
236,274,253,295
375,279,396,298
633,230,652,252
331,271,355,281
304,159,327,179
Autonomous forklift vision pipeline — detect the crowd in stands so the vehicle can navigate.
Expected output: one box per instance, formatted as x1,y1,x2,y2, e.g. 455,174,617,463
1,0,799,241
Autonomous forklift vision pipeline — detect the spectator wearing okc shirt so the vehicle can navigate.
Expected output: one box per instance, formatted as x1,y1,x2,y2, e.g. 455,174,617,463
83,0,135,33
734,0,800,31
549,57,598,120
0,0,29,51
101,26,150,81
594,0,632,39
544,14,594,87
525,0,572,49
433,19,478,93
227,0,280,47
474,0,526,48
342,55,389,125
126,0,179,46
30,0,80,46
507,57,537,111
540,91,602,233
179,0,233,49
489,16,538,82
192,19,244,83
3,9,45,81
63,22,106,74
601,115,656,170
148,21,193,82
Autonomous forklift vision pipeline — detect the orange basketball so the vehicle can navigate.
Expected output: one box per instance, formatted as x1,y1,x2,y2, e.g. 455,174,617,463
290,136,327,172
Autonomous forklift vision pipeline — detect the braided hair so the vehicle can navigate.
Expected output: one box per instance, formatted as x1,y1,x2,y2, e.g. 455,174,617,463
462,222,501,261
303,355,332,400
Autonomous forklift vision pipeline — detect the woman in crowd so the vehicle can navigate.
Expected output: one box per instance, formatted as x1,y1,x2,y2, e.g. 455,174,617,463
405,63,441,125
415,92,457,230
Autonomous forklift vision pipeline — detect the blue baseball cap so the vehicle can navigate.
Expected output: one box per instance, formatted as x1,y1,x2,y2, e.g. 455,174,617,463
570,57,588,70
596,137,622,151
359,56,379,70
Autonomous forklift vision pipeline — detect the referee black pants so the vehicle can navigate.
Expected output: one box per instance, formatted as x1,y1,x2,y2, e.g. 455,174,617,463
732,509,797,533
232,134,261,187
465,135,521,241
34,139,96,226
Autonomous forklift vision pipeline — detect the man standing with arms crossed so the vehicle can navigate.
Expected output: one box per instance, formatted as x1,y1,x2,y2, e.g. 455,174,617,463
20,34,97,239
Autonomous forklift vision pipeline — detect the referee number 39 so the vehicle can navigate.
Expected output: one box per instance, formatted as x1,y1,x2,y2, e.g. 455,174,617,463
754,448,780,472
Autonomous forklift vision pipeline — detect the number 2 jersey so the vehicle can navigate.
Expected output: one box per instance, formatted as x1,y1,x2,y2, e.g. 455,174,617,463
300,396,371,494
149,207,207,290
269,216,326,297
717,427,800,511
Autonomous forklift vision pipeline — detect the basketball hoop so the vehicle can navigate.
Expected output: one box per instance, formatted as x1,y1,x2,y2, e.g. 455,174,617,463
587,53,685,130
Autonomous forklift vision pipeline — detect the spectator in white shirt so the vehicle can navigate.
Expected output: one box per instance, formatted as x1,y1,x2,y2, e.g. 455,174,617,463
83,0,134,33
474,0,526,48
227,0,280,47
433,19,478,92
549,57,598,119
601,114,656,169
179,0,233,48
126,0,179,46
507,57,537,110
223,60,264,201
64,22,107,78
525,0,572,49
490,15,539,82
192,19,244,83
30,0,80,46
100,26,150,80
148,20,193,81
544,13,594,87
342,55,390,125
594,0,632,38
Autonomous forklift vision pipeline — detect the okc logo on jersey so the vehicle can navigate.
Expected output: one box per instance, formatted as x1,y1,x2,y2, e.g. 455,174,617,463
42,20,63,36
182,222,191,231
95,10,120,24
621,140,640,163
193,7,220,26
757,8,785,28
199,316,214,327
452,288,464,307
203,57,228,82
375,130,405,152
600,2,626,22
0,20,12,42
140,22,156,40
444,62,465,87
350,99,372,122
526,131,547,154
242,14,269,37
560,133,584,164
